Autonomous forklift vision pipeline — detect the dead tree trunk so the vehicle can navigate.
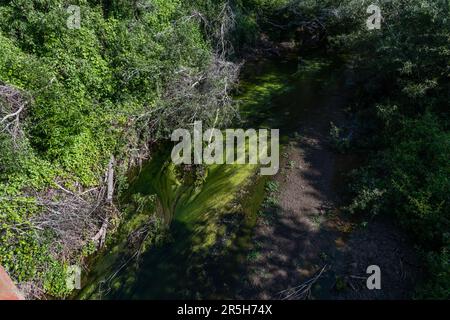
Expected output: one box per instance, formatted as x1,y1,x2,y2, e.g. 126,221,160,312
92,155,115,248
107,155,115,203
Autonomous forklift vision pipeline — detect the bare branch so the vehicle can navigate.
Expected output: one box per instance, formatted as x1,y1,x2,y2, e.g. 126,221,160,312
0,84,31,148
277,265,328,300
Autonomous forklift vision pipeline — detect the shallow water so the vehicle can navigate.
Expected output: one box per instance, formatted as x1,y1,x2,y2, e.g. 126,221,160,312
78,56,344,300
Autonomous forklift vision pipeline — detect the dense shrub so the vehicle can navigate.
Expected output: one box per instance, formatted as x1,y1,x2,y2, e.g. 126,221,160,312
323,0,449,298
0,0,233,297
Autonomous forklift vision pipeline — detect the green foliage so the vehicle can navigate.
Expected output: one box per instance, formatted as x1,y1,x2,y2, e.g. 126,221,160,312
43,260,72,297
81,240,97,258
326,0,449,298
265,180,279,193
263,180,279,208
329,122,352,153
0,0,231,297
417,246,450,299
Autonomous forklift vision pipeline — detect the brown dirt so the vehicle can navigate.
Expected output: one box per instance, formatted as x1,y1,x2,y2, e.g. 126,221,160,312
237,70,422,300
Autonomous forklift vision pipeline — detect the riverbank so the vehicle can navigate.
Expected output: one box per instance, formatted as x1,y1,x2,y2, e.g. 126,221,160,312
77,53,421,300
237,56,421,299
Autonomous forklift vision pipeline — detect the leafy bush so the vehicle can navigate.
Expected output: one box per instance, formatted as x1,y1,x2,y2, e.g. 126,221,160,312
327,0,449,298
0,0,234,297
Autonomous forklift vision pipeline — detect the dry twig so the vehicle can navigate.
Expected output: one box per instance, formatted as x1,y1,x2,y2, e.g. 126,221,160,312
277,265,328,300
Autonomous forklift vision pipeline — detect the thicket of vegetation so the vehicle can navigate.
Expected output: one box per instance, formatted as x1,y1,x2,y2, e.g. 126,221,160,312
234,0,449,299
325,0,449,299
0,0,239,297
0,0,448,299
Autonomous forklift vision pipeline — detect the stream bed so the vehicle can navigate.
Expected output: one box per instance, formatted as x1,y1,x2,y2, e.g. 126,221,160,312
77,55,346,300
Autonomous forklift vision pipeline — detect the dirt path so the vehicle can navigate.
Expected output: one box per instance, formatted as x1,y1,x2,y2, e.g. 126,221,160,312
238,66,421,300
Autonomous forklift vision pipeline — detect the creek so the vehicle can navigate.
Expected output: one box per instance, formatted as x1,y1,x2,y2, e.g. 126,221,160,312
77,55,346,299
